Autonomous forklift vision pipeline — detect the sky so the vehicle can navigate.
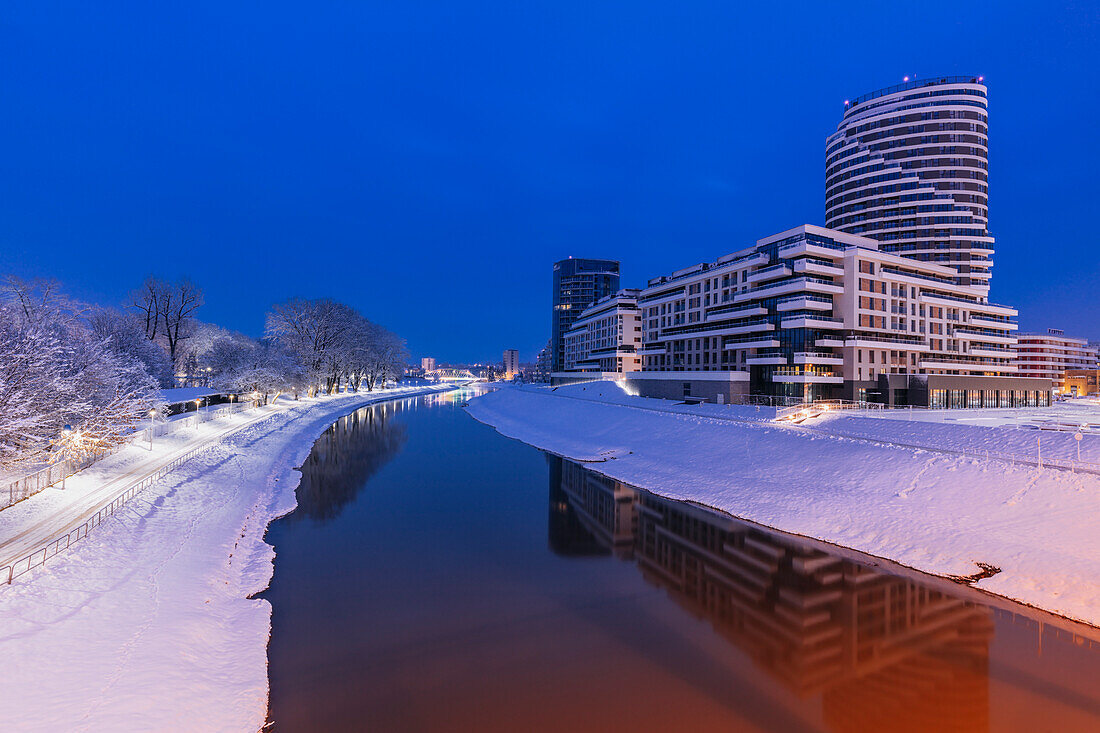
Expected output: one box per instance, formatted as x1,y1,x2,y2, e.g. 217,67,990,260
0,1,1097,363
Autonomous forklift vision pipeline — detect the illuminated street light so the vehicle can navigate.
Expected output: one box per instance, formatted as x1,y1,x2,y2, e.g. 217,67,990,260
60,424,73,489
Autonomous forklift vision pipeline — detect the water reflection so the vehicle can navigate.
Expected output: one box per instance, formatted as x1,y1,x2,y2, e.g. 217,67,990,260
266,396,1100,732
551,457,1099,732
291,402,409,523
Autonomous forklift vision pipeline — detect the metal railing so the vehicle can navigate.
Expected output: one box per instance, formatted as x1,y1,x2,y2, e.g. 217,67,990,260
2,402,254,512
3,451,109,510
0,386,451,585
1,436,228,584
775,399,885,419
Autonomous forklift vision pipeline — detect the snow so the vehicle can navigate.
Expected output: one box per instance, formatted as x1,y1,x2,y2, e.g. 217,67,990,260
157,386,223,403
0,385,451,732
466,383,1100,627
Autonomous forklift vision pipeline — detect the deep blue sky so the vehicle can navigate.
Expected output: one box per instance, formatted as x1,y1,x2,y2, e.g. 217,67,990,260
1,2,1097,363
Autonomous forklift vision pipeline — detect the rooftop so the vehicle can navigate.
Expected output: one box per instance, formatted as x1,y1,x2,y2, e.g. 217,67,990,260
845,75,985,113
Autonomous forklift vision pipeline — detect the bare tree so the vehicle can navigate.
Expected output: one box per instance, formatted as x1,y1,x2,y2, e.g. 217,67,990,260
130,277,204,380
265,298,355,395
158,279,203,373
130,276,165,341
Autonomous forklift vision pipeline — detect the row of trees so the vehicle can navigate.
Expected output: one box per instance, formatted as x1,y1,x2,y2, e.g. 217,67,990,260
0,275,408,470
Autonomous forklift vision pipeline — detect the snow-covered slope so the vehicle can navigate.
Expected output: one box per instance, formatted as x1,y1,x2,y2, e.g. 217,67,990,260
0,386,448,732
466,385,1100,627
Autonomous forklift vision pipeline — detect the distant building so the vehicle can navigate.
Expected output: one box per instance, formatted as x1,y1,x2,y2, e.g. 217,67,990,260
561,289,643,376
421,357,436,373
827,76,993,291
551,258,620,373
1014,330,1098,393
1064,369,1100,397
535,341,552,383
502,349,519,379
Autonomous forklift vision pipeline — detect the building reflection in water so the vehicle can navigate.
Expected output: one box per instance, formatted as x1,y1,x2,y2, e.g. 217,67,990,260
550,456,997,732
290,401,409,524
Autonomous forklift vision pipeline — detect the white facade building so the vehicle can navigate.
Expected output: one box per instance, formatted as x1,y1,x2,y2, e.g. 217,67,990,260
630,225,1049,407
561,289,643,375
827,76,993,291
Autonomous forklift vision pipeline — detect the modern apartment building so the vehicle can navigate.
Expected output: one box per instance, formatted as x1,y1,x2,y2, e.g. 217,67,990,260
420,357,436,373
628,224,1050,407
561,289,643,375
1014,330,1099,393
826,76,993,291
551,258,620,373
502,349,519,379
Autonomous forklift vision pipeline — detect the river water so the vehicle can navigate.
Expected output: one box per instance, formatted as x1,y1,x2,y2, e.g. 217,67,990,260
262,388,1100,732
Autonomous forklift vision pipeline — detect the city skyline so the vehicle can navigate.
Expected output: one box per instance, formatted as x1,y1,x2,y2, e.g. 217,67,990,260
1,2,1097,364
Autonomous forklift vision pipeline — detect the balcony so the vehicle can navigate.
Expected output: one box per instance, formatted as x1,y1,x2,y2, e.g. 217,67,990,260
734,276,844,302
781,314,844,330
952,328,1016,345
970,346,1017,359
723,336,781,350
970,314,1018,330
658,319,775,340
705,303,767,321
776,295,833,312
792,258,844,277
746,264,792,284
845,334,929,350
793,352,844,365
777,239,850,260
920,355,1017,371
746,353,788,365
772,367,844,384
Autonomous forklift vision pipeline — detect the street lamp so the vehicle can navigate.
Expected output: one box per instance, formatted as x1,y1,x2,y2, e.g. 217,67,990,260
60,425,72,489
148,408,157,450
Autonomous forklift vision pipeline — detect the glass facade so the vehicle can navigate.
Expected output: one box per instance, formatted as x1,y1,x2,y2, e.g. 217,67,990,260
551,258,620,373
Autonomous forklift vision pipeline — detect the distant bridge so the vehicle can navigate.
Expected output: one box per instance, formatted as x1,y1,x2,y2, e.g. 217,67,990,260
430,369,485,383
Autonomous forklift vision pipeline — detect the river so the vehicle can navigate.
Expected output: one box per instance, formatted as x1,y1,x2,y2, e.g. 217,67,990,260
262,387,1100,732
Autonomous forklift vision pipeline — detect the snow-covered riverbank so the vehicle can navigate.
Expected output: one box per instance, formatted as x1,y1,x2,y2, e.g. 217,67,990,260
0,385,450,732
466,384,1100,627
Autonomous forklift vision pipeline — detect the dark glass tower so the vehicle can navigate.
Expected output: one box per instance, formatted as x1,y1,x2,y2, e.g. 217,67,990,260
550,257,620,373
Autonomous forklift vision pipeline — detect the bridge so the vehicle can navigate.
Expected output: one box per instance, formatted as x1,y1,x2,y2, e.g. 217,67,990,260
429,369,485,383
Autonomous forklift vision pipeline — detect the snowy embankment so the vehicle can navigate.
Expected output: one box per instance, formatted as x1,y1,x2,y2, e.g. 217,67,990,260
0,385,450,732
466,384,1100,627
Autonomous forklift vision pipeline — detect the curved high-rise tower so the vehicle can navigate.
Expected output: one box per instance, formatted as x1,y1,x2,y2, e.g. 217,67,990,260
825,76,992,292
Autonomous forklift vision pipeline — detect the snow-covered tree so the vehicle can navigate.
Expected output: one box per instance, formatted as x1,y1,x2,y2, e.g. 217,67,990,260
88,307,175,388
0,281,161,469
264,298,408,395
208,338,306,401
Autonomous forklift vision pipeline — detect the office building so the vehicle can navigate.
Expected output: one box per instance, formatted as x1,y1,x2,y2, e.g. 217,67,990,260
551,258,620,373
502,349,519,379
561,289,643,376
826,76,993,290
626,224,1049,407
1014,330,1099,393
1064,370,1099,397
